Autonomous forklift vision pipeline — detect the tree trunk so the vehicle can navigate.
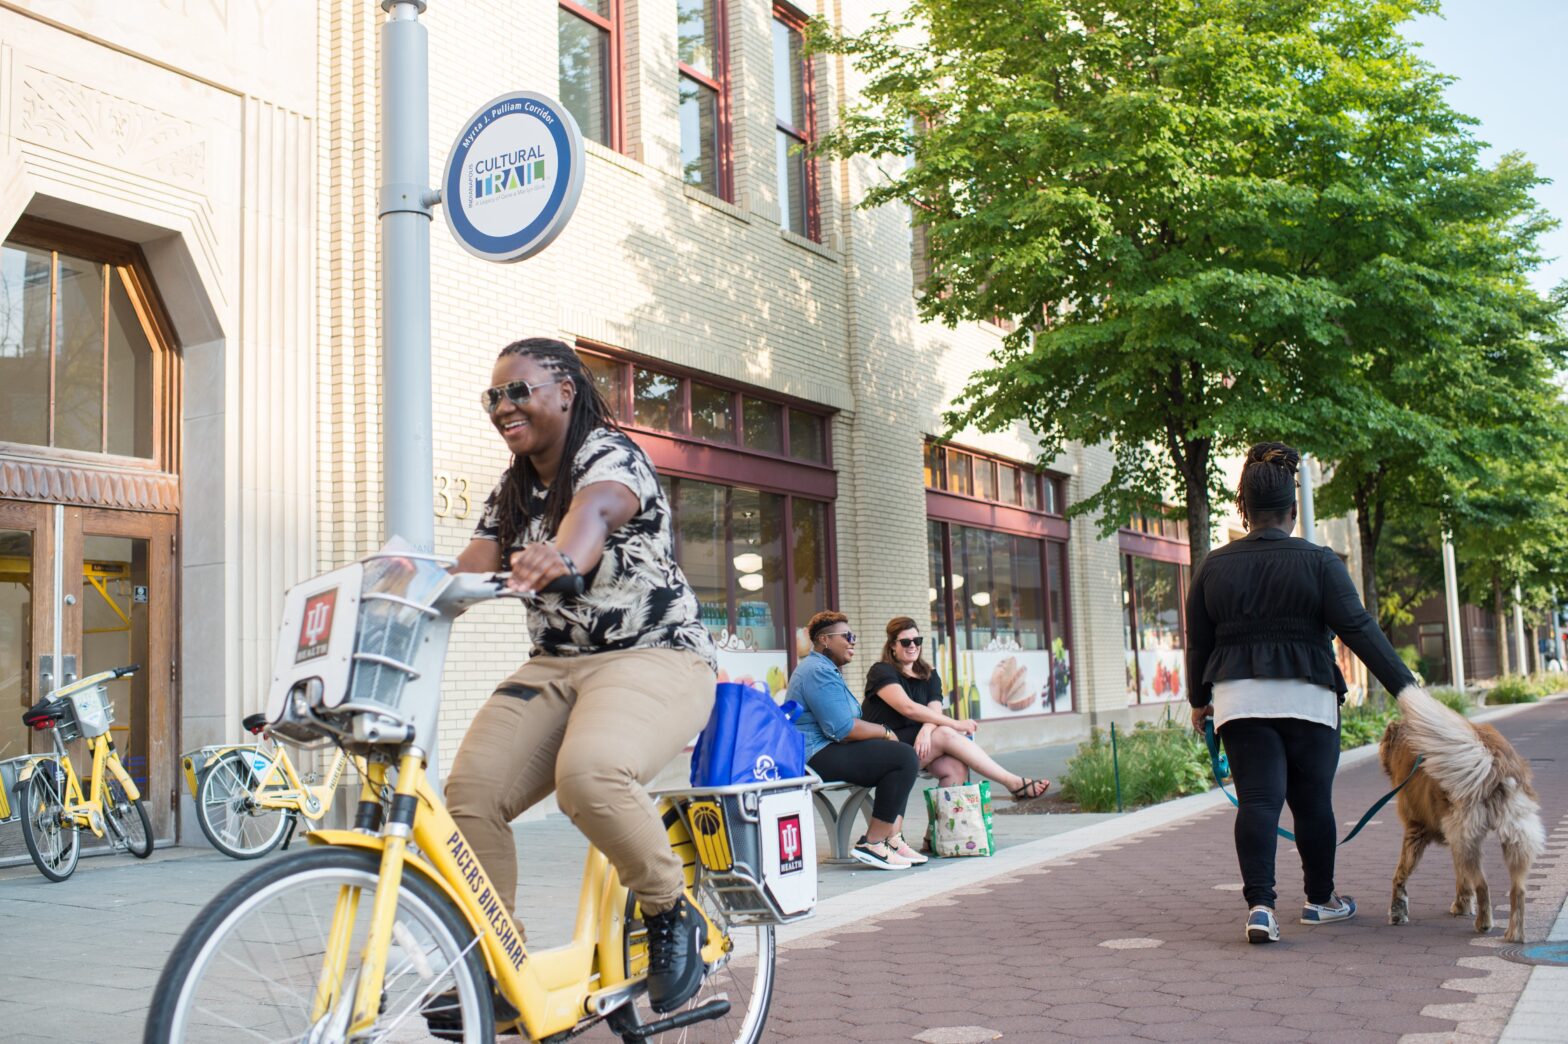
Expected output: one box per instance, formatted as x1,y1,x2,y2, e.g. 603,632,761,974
1492,572,1511,677
1180,440,1212,567
1353,489,1381,634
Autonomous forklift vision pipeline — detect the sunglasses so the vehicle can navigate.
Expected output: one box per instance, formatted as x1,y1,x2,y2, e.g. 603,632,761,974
896,637,924,649
481,377,567,415
821,630,857,644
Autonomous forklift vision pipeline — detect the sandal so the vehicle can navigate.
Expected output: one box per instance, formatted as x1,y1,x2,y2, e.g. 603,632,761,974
1009,777,1050,801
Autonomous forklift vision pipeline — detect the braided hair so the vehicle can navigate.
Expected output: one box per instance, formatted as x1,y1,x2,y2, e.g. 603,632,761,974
491,337,619,551
1235,441,1300,531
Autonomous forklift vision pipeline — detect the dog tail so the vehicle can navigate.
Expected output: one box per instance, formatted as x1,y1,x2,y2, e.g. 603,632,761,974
1394,686,1495,805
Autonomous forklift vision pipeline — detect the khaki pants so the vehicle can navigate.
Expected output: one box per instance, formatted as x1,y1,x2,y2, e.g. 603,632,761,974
445,647,715,923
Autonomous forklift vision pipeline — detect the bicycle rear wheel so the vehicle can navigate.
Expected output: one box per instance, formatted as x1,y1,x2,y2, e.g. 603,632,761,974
145,846,493,1043
16,760,80,882
195,749,289,859
104,776,153,857
613,883,776,1044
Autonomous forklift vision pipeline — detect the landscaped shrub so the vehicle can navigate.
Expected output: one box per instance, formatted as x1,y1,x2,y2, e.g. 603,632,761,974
1339,701,1398,750
1430,686,1473,714
1487,676,1542,705
1060,719,1212,812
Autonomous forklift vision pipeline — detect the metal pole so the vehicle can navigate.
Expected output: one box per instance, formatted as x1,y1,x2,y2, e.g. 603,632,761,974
380,0,434,553
1442,531,1466,692
1513,582,1528,677
1110,721,1123,813
1298,453,1317,543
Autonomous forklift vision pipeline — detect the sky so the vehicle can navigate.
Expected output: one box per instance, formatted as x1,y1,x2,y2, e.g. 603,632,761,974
1407,1,1568,295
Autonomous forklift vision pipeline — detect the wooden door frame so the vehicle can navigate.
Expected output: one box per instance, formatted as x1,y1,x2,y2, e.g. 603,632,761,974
0,500,54,738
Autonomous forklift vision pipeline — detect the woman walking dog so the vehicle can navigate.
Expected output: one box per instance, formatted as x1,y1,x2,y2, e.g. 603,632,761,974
1186,442,1418,944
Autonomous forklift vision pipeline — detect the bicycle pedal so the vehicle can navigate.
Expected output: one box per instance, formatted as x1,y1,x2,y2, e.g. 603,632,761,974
619,998,731,1038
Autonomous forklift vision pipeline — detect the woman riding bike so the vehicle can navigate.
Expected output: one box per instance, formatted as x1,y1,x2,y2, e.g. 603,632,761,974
443,337,718,1019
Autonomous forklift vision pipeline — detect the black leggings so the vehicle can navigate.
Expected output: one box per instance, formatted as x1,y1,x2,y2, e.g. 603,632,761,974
809,739,920,824
1219,716,1340,909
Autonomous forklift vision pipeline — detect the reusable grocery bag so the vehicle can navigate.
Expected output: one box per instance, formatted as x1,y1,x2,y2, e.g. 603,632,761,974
689,681,806,786
923,781,995,857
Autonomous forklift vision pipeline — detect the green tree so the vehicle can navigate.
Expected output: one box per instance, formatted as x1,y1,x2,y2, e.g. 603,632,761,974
813,0,1516,562
1311,151,1565,630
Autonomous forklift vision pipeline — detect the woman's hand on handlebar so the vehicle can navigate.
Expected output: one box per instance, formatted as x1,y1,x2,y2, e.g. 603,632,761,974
506,542,571,595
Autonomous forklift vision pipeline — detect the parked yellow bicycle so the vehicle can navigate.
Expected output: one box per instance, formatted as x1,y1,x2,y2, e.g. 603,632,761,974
2,665,152,881
181,715,360,859
145,550,815,1043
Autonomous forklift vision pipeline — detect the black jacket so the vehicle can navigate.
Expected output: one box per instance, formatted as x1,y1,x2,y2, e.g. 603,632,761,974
1185,528,1415,708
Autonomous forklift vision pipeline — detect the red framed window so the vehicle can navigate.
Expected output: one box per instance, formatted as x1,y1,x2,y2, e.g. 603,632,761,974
927,521,1073,719
771,5,817,240
923,440,1073,719
678,0,732,200
578,346,836,682
924,439,1063,517
559,0,623,152
1117,509,1191,705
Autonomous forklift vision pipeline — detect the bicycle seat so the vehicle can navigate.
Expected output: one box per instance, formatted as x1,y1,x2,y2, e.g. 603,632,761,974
242,712,269,735
23,696,70,730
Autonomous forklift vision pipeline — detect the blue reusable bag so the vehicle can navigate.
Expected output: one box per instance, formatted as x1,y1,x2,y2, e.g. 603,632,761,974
689,682,806,786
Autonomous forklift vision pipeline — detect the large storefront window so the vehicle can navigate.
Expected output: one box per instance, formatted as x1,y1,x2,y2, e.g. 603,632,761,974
582,345,837,698
662,476,829,696
924,440,1072,720
1120,517,1191,704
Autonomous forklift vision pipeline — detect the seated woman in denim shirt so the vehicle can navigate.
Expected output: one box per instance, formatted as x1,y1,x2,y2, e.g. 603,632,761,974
789,610,922,870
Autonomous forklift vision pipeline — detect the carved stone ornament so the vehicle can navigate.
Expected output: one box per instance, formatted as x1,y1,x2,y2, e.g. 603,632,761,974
18,66,207,187
0,458,179,514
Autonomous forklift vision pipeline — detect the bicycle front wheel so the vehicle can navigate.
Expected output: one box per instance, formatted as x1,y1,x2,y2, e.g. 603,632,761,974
17,760,80,882
614,887,776,1044
194,749,289,859
145,847,493,1043
104,776,153,857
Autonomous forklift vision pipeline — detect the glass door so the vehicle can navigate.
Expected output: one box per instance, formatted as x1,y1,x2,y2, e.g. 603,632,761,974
68,508,176,842
0,501,176,855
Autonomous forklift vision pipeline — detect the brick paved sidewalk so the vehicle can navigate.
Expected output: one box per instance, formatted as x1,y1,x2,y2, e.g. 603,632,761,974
764,700,1568,1043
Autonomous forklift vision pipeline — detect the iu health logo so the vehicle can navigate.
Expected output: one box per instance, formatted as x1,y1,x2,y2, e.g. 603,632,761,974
295,590,337,664
472,147,547,202
777,814,803,874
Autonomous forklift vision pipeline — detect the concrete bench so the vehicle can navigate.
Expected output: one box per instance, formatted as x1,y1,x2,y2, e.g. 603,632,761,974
809,780,876,864
808,769,949,863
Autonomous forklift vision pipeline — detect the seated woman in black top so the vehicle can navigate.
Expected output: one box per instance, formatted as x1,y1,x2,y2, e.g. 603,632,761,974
864,616,1050,801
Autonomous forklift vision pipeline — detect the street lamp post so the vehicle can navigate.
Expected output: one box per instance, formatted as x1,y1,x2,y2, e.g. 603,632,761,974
1442,530,1466,692
379,0,435,552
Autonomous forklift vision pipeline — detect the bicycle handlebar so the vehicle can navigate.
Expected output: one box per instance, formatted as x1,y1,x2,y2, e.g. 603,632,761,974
113,664,142,679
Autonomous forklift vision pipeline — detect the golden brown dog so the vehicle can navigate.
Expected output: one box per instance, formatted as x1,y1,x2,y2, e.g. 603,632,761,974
1379,687,1544,943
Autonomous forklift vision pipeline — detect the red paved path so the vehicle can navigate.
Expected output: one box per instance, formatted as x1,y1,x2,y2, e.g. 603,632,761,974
766,701,1568,1043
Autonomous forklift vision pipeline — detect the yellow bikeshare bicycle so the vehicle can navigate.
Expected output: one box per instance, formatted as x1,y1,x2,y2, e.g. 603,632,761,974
181,715,363,859
1,665,152,881
145,548,816,1042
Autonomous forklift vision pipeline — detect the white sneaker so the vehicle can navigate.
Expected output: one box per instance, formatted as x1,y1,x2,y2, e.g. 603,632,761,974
1301,894,1356,925
851,836,912,870
886,833,928,865
1245,906,1280,944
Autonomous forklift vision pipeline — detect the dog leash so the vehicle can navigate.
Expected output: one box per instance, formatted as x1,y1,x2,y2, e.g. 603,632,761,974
1203,720,1421,845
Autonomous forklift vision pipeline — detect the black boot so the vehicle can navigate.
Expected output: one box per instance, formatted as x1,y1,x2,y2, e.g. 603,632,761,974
642,895,707,1014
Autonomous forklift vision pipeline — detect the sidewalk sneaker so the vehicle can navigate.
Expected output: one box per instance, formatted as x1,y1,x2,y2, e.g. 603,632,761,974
1301,894,1356,925
1245,906,1280,944
851,836,912,870
886,833,928,865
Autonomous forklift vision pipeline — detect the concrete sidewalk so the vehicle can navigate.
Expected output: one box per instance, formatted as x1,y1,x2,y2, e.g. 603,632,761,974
1,704,1563,1042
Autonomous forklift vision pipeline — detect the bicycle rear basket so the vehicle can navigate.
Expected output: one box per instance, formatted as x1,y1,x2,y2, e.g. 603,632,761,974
0,757,29,822
660,777,817,926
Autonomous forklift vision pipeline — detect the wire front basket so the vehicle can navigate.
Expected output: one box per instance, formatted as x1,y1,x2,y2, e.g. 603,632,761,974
338,555,452,731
